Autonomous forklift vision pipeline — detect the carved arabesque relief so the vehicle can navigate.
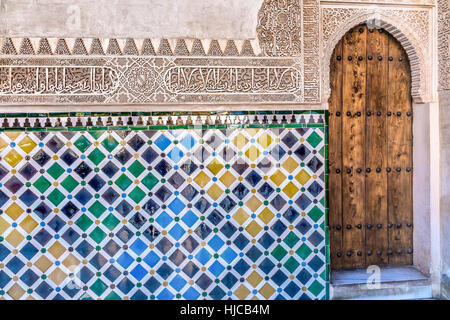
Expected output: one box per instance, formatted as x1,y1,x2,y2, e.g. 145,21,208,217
438,0,450,91
321,6,432,103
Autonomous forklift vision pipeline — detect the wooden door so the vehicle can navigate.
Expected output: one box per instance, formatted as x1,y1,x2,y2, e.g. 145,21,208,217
328,24,413,270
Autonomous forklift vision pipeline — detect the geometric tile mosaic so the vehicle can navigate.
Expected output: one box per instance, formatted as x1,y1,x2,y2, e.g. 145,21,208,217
0,119,328,300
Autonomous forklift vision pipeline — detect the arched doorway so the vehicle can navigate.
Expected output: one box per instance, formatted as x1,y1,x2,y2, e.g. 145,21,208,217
328,24,413,270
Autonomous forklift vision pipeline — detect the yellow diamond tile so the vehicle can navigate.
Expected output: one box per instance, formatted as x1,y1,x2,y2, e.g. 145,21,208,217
232,208,250,225
49,267,67,285
7,283,25,300
62,254,81,271
19,216,38,233
245,128,259,137
257,133,272,148
3,149,23,167
233,133,249,149
207,159,224,176
282,156,299,173
18,136,37,154
5,229,24,247
207,183,223,201
251,296,259,300
270,170,287,186
0,137,8,152
283,182,300,198
35,256,52,273
245,195,262,212
5,132,22,141
219,171,236,188
5,203,24,220
258,207,275,225
245,146,260,162
234,284,251,300
245,220,262,237
0,216,10,234
48,241,66,259
25,295,35,300
295,169,311,186
259,283,276,299
193,171,211,188
247,271,263,288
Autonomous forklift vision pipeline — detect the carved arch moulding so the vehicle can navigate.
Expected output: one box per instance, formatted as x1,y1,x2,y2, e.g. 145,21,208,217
321,6,433,104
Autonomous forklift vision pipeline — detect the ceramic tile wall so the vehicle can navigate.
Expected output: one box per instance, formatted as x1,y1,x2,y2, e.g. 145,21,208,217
0,111,329,300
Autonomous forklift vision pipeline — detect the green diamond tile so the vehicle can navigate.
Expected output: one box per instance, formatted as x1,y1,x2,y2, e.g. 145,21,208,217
102,213,120,231
307,131,322,148
308,206,323,223
47,163,65,180
271,245,288,261
283,232,300,248
90,278,108,297
115,174,133,191
101,135,119,153
284,256,300,273
88,148,106,166
129,187,146,204
104,291,121,300
61,176,79,193
90,226,107,244
296,243,313,260
47,189,66,206
88,201,107,218
309,280,325,297
141,173,159,190
74,136,92,153
89,131,105,140
128,160,145,178
33,176,51,193
76,214,94,232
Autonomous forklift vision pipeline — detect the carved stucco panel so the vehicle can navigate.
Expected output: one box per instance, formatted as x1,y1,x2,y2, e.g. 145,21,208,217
321,6,432,104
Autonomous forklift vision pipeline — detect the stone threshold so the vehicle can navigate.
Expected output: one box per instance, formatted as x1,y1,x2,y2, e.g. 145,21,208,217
330,266,432,300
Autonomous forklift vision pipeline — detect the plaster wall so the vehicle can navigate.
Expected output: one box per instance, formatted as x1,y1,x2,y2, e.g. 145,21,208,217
0,0,264,39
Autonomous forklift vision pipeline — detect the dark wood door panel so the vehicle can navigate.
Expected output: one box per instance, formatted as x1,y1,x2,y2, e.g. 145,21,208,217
329,25,413,270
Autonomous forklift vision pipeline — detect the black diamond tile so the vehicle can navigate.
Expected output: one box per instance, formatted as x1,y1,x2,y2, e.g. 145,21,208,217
19,189,38,206
181,185,198,202
90,252,107,269
207,209,224,226
115,200,133,216
0,163,9,180
245,171,262,187
19,163,37,180
257,157,272,174
219,196,236,213
168,172,184,189
46,136,65,153
218,147,236,162
169,249,186,266
74,162,92,179
231,162,248,175
182,235,198,253
128,135,146,151
258,182,274,198
142,199,160,215
116,226,134,243
61,201,80,219
88,175,106,192
294,145,311,161
196,274,212,290
194,223,212,240
194,146,210,162
102,161,119,178
142,147,158,164
194,197,211,214
102,187,120,205
282,132,297,148
60,149,78,166
232,183,249,200
61,228,80,245
104,239,121,257
34,202,52,219
5,175,24,193
33,150,51,166
48,216,65,233
115,148,132,165
205,133,223,149
155,186,172,202
142,225,160,242
180,161,198,175
154,160,172,177
284,207,300,224
295,194,312,210
156,237,173,255
129,212,147,229
220,221,237,238
296,219,312,234
307,181,323,197
307,156,323,172
271,195,287,211
182,261,199,277
270,145,286,161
